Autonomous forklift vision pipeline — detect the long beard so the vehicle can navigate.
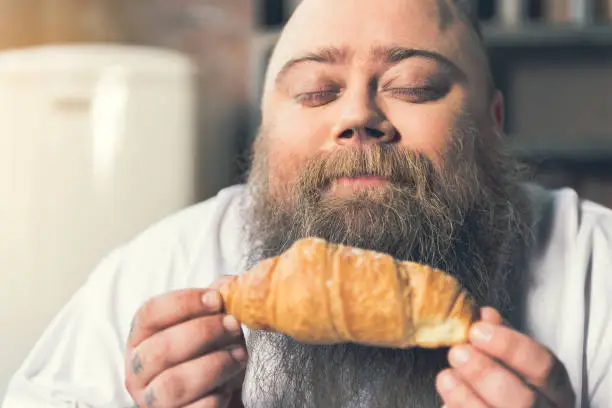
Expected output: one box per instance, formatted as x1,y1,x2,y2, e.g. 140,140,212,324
239,123,532,408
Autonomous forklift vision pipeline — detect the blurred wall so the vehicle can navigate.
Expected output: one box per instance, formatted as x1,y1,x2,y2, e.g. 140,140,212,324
0,0,252,398
0,0,253,198
119,0,254,198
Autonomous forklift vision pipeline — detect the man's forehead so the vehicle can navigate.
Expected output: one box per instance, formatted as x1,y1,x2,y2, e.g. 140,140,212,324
274,44,466,88
288,0,460,28
263,0,471,92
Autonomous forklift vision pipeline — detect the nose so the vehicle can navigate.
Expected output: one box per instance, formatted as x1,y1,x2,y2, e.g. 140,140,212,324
333,87,397,146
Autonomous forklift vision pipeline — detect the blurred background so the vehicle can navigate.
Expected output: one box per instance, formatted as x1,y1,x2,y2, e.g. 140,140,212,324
1,0,611,398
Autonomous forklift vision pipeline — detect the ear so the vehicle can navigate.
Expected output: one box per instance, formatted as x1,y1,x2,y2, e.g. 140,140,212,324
491,90,505,131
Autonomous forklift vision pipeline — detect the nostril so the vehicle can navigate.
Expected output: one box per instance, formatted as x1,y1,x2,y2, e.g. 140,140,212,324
337,127,393,142
366,127,385,139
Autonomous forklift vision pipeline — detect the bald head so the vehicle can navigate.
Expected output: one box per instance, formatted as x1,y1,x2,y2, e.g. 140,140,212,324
262,0,489,110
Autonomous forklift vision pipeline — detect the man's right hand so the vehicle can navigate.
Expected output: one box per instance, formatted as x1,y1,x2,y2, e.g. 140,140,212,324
125,278,247,408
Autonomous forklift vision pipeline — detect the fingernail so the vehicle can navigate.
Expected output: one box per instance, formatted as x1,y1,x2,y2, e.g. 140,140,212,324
449,346,470,366
471,323,493,343
202,291,220,310
223,315,241,333
230,345,247,362
438,371,457,392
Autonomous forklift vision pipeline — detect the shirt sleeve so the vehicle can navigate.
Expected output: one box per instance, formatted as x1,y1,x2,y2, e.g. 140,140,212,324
585,217,612,408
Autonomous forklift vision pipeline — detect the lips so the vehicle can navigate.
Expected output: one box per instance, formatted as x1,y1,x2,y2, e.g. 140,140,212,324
328,175,388,195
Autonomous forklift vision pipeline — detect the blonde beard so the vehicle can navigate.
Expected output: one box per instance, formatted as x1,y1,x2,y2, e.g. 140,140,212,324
239,124,532,408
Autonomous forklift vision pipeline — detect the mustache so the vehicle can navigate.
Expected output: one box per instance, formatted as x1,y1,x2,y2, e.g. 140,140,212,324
298,145,438,191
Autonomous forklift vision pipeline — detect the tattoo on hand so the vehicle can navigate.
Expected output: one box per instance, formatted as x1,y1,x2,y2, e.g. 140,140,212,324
132,352,144,375
144,389,157,407
129,317,137,338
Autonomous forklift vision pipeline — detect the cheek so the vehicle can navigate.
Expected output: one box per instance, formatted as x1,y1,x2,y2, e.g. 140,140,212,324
265,140,312,199
264,105,333,189
268,147,300,179
387,104,461,166
267,98,334,151
390,106,454,152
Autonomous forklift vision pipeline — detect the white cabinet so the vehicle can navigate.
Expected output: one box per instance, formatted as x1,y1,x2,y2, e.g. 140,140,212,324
0,45,197,397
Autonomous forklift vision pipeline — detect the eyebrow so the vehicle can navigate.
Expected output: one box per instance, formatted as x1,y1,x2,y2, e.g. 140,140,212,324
274,45,465,85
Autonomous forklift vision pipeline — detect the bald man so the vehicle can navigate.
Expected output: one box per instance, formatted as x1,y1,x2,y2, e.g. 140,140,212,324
3,1,611,407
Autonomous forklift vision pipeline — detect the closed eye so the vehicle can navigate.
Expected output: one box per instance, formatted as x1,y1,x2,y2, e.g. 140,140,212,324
296,89,340,107
385,86,448,103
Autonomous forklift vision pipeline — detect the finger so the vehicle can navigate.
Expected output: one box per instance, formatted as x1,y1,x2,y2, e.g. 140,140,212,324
448,345,536,408
469,323,575,405
209,275,237,291
183,393,232,408
129,289,224,349
436,368,490,408
128,314,244,387
480,307,503,325
142,346,247,407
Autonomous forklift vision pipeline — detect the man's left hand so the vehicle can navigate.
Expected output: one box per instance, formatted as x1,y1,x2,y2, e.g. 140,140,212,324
436,307,576,408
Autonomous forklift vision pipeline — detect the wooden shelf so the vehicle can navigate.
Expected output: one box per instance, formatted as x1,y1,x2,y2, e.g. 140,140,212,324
483,23,612,48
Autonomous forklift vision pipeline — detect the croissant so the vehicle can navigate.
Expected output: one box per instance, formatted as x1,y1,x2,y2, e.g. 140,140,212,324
220,237,478,349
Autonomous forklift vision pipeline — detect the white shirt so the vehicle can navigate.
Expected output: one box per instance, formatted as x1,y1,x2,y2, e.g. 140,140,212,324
2,184,611,408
